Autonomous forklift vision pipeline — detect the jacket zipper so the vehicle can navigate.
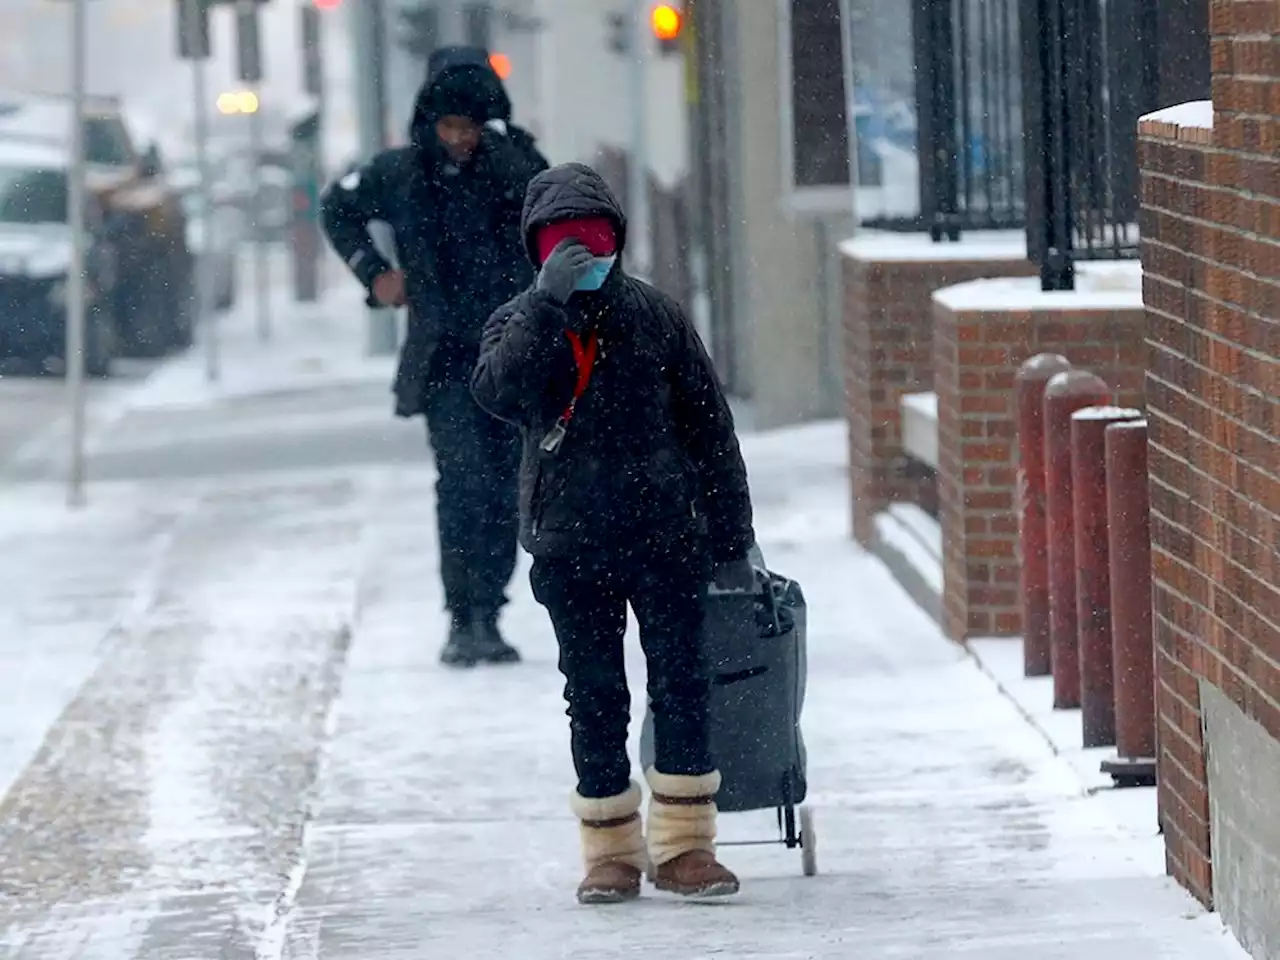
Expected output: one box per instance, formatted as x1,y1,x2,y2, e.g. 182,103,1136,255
531,461,545,536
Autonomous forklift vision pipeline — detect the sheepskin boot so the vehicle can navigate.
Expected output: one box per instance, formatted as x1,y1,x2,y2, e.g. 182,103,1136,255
646,769,740,897
570,781,648,904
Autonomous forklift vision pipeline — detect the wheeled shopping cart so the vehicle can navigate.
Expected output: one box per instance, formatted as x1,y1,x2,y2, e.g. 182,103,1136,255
641,563,815,876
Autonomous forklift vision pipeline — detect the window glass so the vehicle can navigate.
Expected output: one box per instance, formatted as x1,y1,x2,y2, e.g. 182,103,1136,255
0,165,68,223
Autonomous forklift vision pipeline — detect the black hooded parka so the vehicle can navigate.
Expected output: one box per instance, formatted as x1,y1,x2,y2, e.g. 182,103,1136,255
471,163,755,569
321,46,549,417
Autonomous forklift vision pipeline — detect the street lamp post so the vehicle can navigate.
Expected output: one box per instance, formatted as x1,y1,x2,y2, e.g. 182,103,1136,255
193,58,217,380
350,0,398,358
235,0,271,341
65,0,88,508
628,0,652,281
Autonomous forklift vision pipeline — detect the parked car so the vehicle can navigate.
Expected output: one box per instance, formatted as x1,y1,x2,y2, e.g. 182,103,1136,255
0,140,118,377
0,92,195,358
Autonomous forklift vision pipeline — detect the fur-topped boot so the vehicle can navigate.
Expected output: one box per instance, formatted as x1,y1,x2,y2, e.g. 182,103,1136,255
570,781,648,904
645,769,740,897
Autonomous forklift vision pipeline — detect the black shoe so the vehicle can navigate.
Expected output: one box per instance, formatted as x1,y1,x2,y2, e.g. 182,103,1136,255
471,609,521,664
440,615,481,668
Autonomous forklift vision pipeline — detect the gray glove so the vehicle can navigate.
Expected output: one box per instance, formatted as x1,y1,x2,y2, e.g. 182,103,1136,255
536,238,595,304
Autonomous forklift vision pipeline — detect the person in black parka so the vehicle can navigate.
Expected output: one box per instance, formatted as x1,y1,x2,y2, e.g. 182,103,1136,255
321,46,549,668
472,162,756,905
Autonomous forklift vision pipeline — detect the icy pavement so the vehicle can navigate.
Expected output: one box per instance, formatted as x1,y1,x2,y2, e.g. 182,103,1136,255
278,427,1246,960
0,284,1249,957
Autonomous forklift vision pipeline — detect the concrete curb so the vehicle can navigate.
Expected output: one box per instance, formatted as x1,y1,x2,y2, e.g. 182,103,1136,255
869,509,943,627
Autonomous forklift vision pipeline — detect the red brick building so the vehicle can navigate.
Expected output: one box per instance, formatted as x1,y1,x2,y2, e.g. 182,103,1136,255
1140,1,1278,955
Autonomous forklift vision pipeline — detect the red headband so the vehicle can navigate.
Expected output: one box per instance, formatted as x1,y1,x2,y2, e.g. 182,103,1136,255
534,217,618,265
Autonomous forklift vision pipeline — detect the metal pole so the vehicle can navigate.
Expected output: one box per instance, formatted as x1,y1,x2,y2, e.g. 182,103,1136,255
628,0,652,280
187,1,217,383
351,0,397,356
65,0,88,508
249,85,270,340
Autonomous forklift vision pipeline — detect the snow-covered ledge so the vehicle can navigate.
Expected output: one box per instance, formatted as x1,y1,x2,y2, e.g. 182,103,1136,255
1138,100,1213,142
932,260,1145,313
838,228,1027,262
901,392,939,470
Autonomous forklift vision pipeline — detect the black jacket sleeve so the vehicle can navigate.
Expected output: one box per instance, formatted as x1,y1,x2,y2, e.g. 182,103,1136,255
667,304,755,564
471,290,575,426
320,153,398,298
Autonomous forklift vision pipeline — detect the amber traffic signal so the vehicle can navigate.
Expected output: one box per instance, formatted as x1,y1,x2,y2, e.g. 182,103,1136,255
651,3,682,55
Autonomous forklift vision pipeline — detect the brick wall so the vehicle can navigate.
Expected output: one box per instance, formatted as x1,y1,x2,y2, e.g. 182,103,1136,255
842,242,1036,546
933,289,1146,643
1141,0,1279,915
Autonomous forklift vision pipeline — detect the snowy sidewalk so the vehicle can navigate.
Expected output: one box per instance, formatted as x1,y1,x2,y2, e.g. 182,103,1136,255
0,468,380,956
282,424,1246,959
0,360,1249,956
126,248,395,415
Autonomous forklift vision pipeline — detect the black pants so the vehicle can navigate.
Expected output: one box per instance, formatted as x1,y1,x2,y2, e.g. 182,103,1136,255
424,376,520,617
531,542,713,799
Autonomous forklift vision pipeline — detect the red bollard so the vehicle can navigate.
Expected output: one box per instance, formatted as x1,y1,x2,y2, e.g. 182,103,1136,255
1071,405,1143,747
1100,418,1158,787
1043,370,1110,709
1015,354,1072,677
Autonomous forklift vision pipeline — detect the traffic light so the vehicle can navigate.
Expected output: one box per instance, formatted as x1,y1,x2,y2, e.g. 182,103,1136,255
651,3,683,56
176,0,212,60
605,11,628,54
488,52,512,80
399,3,440,61
235,1,264,83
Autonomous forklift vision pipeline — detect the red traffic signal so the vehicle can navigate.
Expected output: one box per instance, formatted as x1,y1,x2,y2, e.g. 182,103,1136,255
489,52,512,80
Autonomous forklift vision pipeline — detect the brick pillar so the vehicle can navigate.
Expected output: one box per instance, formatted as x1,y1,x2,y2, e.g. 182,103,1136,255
841,233,1036,546
933,283,1146,644
1141,2,1280,933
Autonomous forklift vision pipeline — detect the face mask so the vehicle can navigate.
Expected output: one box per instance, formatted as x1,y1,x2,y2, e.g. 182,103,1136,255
574,256,617,292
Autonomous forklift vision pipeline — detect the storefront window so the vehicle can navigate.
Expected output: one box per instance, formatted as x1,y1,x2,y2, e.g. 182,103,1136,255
843,0,919,219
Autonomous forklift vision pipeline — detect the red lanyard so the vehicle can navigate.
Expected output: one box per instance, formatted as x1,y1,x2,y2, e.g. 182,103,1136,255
562,329,598,423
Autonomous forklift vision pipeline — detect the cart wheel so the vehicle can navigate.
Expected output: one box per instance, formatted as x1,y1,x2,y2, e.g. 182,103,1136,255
799,807,817,877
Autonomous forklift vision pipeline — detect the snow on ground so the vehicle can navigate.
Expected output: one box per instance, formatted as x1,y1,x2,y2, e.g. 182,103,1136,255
283,422,1248,958
126,248,395,415
0,274,1252,956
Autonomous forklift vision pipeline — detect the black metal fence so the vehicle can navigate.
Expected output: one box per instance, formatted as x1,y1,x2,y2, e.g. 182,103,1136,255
861,0,1026,239
855,0,1201,274
1021,0,1162,288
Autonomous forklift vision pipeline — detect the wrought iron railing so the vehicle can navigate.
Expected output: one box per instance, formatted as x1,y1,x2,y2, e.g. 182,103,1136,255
1021,0,1162,288
859,0,1025,239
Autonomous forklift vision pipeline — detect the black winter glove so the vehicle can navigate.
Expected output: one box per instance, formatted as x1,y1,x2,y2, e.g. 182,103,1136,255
712,558,756,594
536,239,595,305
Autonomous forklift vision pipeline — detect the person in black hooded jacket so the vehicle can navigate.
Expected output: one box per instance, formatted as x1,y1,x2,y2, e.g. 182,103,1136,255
472,162,756,904
321,46,548,668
